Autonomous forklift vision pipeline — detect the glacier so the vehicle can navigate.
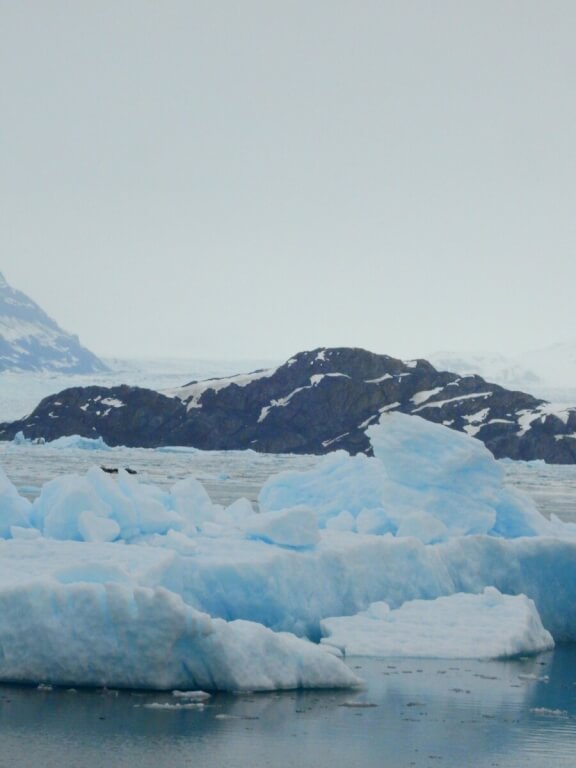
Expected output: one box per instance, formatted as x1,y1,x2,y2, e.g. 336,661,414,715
1,412,576,691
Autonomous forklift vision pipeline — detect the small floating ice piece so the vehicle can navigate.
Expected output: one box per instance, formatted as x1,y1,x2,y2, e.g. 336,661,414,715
144,701,205,711
172,690,211,701
530,707,568,717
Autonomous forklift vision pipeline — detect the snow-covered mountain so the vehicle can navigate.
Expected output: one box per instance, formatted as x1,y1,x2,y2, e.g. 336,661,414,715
3,347,576,463
0,272,108,373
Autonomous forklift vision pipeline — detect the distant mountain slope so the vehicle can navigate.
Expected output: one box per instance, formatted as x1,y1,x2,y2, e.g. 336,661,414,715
2,347,576,463
0,272,108,373
427,344,576,402
0,357,279,422
426,350,543,393
517,341,576,403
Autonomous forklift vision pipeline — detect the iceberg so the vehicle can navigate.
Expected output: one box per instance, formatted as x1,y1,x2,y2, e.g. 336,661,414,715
29,466,181,542
0,413,575,691
46,435,112,451
259,413,557,541
0,578,359,691
320,587,554,659
10,432,112,451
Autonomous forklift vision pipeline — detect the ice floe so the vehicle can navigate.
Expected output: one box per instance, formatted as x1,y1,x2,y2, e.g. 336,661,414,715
1,413,575,691
320,588,554,659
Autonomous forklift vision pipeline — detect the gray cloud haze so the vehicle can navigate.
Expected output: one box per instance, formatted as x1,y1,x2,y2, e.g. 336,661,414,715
2,1,575,360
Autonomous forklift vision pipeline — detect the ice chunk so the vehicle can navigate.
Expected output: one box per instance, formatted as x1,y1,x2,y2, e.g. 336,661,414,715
146,530,199,555
393,510,449,544
172,689,211,700
242,506,320,549
143,701,205,710
0,580,360,691
170,477,215,531
221,497,255,525
259,413,555,541
9,526,41,540
320,588,554,659
259,450,388,528
116,470,181,537
30,467,192,543
31,469,122,541
0,464,31,537
325,510,356,532
78,511,121,543
46,435,112,451
368,412,500,492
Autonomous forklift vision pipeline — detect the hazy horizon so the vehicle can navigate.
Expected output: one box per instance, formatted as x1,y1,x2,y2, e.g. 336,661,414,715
2,2,576,361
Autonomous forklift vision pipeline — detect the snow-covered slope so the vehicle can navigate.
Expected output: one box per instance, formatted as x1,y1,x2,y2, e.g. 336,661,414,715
0,272,108,373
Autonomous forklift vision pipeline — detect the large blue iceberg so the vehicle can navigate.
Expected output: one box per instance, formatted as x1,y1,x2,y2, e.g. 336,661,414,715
1,413,575,691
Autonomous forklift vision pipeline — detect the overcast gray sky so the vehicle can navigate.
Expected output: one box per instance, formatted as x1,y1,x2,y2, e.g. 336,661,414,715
1,1,575,361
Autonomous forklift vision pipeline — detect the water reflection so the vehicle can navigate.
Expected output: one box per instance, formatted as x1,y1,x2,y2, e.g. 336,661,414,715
1,650,575,768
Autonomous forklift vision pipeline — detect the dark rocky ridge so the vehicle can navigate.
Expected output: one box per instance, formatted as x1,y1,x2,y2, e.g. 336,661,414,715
1,347,576,463
0,272,108,373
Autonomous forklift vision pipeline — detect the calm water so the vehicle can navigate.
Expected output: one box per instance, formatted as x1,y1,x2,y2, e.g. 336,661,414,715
1,445,576,766
1,650,575,768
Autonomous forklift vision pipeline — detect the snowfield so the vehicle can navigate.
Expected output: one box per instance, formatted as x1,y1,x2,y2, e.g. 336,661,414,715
1,413,575,691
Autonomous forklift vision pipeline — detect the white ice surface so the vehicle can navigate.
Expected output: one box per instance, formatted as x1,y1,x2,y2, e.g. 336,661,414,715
0,575,359,691
259,413,560,541
320,587,554,659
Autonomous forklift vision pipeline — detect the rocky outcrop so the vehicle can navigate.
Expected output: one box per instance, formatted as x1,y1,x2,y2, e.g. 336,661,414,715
0,272,108,373
1,347,576,463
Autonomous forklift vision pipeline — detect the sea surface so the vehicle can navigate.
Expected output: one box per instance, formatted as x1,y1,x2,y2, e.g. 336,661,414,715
0,651,575,768
1,443,576,767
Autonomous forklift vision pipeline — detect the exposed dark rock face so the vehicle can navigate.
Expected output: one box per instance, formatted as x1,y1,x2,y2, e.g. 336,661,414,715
1,347,576,463
0,272,108,373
